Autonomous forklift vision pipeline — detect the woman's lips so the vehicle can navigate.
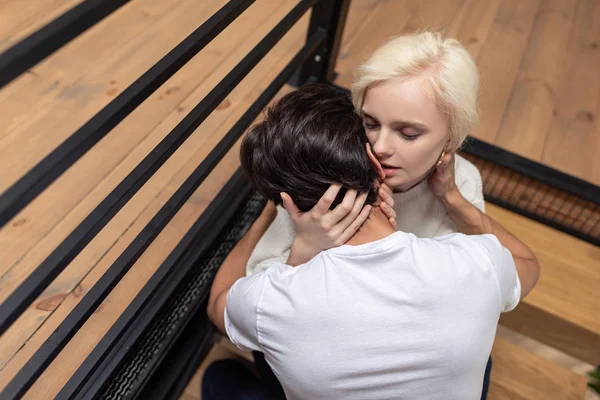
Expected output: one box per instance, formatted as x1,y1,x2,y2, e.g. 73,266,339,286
381,164,400,177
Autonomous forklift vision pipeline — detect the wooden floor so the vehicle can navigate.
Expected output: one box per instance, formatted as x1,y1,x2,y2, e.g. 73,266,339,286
0,0,598,399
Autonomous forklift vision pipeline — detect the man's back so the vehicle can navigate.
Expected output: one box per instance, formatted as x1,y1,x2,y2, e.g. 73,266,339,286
225,232,520,400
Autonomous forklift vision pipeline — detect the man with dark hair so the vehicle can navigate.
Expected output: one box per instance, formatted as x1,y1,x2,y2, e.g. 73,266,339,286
240,84,378,212
205,85,536,400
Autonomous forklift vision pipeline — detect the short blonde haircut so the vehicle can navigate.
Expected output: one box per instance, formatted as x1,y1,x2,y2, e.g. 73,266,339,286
352,32,479,152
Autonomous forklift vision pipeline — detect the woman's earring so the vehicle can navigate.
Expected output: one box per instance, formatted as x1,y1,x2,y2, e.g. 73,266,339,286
435,150,446,167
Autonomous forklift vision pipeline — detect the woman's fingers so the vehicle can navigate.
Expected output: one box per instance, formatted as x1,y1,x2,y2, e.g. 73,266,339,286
379,182,393,198
312,184,342,217
366,143,385,181
280,192,300,219
338,204,372,244
328,189,359,225
389,217,397,229
379,188,395,210
443,152,453,165
435,153,454,180
335,191,368,234
380,201,397,220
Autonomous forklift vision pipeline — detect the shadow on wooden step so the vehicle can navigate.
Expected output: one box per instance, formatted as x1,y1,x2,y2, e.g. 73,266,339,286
490,338,588,400
501,302,600,366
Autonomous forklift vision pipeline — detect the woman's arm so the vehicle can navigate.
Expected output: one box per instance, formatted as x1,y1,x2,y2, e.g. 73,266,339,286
207,202,276,332
431,154,539,299
442,190,540,299
431,154,484,236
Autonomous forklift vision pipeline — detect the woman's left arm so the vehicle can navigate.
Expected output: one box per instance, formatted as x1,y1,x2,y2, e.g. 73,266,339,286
429,153,485,236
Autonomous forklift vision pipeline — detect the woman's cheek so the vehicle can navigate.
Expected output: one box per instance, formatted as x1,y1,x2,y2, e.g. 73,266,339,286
366,131,377,146
400,144,435,175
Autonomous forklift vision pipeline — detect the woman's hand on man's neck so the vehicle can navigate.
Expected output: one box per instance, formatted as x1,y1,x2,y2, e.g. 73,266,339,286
345,206,396,247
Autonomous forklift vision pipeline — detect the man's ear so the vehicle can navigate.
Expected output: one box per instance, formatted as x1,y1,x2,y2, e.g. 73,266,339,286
366,143,385,181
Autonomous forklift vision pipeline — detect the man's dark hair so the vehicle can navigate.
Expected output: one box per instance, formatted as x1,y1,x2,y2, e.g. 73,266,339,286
240,84,378,212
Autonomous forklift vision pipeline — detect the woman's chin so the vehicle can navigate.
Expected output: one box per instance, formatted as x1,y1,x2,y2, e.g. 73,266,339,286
385,175,421,193
384,176,407,192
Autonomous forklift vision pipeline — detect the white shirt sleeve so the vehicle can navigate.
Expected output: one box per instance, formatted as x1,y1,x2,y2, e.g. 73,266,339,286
470,234,521,312
224,273,267,352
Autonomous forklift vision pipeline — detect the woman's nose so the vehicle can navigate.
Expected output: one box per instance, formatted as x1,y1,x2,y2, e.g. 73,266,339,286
372,130,394,158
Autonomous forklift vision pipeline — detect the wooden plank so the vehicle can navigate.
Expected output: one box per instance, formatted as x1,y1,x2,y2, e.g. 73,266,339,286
473,0,541,144
334,0,463,89
0,0,183,145
495,0,578,161
0,0,212,193
541,0,600,186
338,0,383,50
0,0,251,281
447,0,503,59
486,203,600,365
0,0,83,53
488,337,587,400
0,20,307,399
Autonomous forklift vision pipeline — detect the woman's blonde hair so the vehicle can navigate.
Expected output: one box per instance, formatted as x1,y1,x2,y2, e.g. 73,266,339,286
351,31,479,152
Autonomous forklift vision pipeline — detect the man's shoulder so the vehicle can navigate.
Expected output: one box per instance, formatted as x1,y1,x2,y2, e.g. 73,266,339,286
425,232,499,255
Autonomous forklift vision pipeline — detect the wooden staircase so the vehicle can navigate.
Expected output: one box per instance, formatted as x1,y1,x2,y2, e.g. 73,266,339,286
487,203,599,400
489,338,587,400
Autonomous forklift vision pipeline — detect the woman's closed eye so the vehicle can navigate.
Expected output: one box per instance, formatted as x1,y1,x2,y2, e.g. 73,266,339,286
363,120,379,130
400,130,420,141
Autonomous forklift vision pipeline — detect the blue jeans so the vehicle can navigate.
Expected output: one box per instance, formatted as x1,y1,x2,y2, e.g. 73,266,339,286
202,353,492,400
201,353,285,400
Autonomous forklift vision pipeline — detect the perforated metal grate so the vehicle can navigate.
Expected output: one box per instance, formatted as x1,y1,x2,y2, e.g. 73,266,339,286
98,193,267,400
461,152,599,245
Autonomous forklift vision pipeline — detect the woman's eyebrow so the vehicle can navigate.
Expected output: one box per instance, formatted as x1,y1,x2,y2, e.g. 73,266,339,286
363,111,428,130
390,120,428,131
362,111,377,120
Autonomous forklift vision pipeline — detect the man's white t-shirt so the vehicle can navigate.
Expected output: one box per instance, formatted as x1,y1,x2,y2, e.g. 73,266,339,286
225,232,520,400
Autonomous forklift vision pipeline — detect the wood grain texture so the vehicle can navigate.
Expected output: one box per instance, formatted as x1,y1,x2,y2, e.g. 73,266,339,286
473,0,541,144
489,338,587,400
541,0,600,186
488,203,600,364
0,0,84,53
495,0,578,160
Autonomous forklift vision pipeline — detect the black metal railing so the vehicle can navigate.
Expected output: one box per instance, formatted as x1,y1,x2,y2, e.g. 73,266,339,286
0,0,348,398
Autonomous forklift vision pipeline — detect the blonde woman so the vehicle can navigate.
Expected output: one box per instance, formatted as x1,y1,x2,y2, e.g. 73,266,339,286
249,32,485,274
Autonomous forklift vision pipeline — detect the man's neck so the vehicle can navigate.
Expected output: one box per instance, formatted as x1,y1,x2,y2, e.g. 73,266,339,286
345,206,397,246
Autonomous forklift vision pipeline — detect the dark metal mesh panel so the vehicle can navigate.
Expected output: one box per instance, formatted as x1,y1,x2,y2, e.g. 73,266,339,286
461,153,599,245
98,193,267,400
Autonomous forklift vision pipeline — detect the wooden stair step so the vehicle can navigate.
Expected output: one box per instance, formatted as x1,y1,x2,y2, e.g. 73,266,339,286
489,337,588,400
487,203,600,366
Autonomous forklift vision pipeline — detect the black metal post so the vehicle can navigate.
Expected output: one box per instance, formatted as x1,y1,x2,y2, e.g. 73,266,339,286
289,0,350,86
